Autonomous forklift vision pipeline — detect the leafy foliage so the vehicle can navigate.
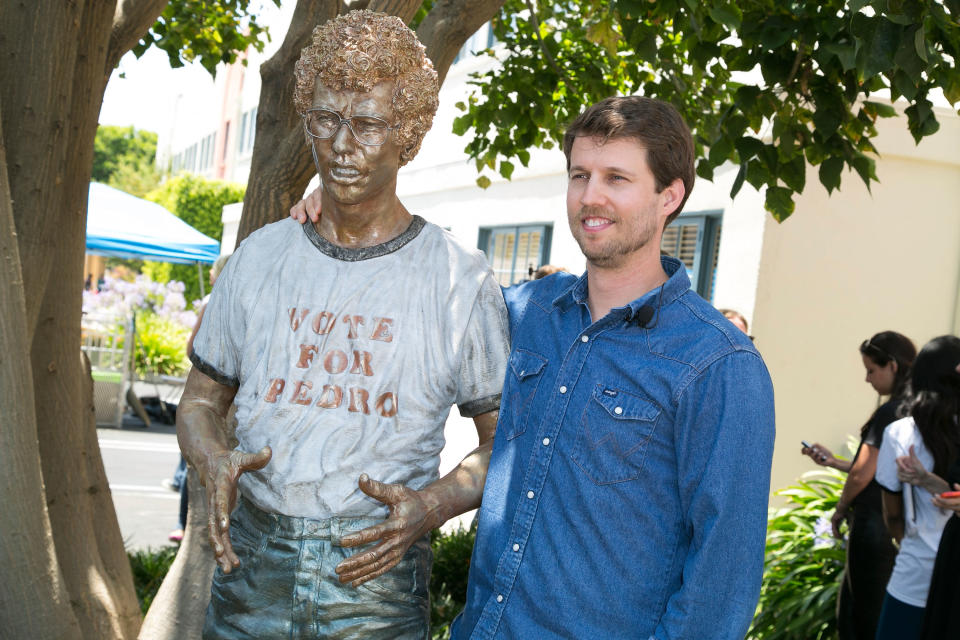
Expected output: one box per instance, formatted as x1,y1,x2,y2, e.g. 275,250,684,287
132,312,192,377
430,521,477,639
146,174,244,303
748,470,847,640
93,125,161,197
128,546,179,614
134,0,282,75
456,0,960,220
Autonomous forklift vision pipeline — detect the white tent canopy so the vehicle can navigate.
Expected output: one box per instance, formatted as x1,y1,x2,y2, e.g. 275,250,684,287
85,182,220,264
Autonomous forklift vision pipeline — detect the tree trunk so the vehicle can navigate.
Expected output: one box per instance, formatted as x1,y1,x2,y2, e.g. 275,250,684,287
0,92,83,640
234,0,505,246
138,468,216,640
0,0,168,637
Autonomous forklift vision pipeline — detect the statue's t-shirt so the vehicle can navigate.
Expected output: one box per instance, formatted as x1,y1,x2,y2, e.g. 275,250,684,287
191,216,509,518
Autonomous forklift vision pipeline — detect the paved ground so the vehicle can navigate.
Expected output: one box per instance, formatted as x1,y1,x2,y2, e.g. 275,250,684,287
99,414,183,551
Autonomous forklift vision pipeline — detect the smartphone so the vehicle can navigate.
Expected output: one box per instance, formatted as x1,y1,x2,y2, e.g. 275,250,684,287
801,440,813,449
940,491,960,499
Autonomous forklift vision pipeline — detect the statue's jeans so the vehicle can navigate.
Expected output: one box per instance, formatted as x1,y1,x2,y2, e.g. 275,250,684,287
203,496,431,639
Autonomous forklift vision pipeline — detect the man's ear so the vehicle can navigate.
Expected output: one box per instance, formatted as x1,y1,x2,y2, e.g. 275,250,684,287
660,177,685,219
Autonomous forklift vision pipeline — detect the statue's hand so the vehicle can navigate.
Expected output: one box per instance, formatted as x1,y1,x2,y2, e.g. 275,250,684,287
335,474,441,587
289,186,322,223
199,446,272,572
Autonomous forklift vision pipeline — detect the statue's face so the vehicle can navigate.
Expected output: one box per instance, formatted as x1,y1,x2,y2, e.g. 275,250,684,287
309,80,403,206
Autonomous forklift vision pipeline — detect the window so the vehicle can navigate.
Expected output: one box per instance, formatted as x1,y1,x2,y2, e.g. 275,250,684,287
659,212,722,301
453,23,496,64
238,108,257,155
478,224,552,286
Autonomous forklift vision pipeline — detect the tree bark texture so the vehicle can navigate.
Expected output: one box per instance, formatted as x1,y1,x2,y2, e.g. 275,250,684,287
138,468,216,640
0,91,83,640
0,0,168,637
234,0,506,246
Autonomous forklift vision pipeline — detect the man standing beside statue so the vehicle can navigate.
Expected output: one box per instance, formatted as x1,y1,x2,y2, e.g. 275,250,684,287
177,11,509,639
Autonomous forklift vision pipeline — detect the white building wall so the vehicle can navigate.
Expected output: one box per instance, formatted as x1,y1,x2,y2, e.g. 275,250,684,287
753,106,960,496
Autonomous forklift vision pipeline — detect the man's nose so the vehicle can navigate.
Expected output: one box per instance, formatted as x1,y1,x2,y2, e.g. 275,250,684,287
331,120,356,154
579,177,605,207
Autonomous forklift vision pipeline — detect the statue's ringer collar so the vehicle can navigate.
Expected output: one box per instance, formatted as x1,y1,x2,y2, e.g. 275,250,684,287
302,215,426,262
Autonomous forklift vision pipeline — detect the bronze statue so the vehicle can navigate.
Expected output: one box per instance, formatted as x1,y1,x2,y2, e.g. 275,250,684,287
178,11,509,638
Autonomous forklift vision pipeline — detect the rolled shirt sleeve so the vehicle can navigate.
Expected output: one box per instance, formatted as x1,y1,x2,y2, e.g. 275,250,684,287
455,273,510,418
190,246,246,387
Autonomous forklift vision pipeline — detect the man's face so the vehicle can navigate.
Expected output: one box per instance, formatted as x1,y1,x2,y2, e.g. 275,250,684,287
310,80,403,206
566,136,677,269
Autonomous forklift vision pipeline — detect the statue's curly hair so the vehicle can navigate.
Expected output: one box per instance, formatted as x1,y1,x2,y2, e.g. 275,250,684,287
293,10,439,166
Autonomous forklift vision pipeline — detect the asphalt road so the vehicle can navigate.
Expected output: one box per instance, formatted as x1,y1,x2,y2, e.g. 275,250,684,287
98,417,183,551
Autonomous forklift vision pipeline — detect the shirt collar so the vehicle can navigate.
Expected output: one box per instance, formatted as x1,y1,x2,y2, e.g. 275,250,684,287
552,255,691,317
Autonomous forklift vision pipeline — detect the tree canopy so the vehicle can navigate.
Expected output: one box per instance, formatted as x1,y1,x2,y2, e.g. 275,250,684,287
93,125,161,196
454,0,960,220
134,0,282,74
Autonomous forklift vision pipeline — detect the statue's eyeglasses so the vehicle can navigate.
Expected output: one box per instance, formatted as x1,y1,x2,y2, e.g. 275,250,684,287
302,108,397,146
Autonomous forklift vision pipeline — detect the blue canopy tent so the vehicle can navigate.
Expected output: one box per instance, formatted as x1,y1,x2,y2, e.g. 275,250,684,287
86,182,220,264
84,182,222,427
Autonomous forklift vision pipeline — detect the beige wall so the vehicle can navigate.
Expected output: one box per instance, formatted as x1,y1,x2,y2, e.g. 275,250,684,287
754,107,960,495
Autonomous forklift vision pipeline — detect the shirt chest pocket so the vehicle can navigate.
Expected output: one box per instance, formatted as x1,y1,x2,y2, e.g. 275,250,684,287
500,349,548,440
570,385,661,484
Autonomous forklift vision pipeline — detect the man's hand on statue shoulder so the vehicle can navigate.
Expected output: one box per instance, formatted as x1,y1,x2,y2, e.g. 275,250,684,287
289,186,322,224
200,446,272,573
335,474,444,587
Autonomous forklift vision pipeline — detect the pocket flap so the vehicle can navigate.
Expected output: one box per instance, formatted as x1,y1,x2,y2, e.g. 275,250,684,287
509,349,547,380
592,386,660,421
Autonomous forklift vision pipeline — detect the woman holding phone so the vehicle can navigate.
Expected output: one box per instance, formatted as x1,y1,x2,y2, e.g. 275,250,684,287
802,331,916,640
873,335,960,640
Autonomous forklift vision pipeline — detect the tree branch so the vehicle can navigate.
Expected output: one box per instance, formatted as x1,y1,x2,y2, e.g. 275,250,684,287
107,0,170,75
521,0,574,91
416,0,506,85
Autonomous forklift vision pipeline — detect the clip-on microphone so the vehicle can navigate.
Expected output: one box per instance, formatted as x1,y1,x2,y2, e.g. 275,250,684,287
631,284,665,329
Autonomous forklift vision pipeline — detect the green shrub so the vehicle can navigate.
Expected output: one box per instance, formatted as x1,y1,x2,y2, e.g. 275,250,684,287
430,521,477,639
146,174,244,303
128,546,178,614
748,470,846,640
132,312,191,376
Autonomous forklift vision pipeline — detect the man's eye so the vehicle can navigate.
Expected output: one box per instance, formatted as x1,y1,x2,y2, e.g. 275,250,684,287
353,118,384,133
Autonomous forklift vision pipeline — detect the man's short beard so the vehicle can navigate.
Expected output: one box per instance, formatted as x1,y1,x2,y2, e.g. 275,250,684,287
573,206,659,269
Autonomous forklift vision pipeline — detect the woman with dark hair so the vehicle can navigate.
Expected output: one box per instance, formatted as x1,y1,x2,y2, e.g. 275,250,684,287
873,335,960,640
802,330,917,640
890,344,960,640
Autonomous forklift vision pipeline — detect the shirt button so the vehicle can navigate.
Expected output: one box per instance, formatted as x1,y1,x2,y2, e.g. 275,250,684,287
527,490,535,499
581,335,589,343
614,407,623,415
497,594,504,603
559,386,567,394
542,437,550,446
512,543,520,551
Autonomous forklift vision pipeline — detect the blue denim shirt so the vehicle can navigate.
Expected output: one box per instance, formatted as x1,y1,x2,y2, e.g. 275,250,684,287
452,257,775,640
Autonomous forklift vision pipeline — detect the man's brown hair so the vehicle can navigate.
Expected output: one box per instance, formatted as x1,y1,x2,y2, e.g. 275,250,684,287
563,96,695,225
293,10,439,166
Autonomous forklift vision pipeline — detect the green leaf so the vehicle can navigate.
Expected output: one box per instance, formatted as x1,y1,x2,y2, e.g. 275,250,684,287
452,114,472,137
498,161,515,180
765,185,796,221
851,154,877,190
780,154,807,192
863,100,897,118
818,156,844,194
709,5,742,30
820,42,858,71
730,161,747,198
476,175,492,189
